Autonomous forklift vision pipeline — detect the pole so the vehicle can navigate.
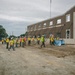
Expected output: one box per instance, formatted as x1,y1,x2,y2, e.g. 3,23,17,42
50,0,52,18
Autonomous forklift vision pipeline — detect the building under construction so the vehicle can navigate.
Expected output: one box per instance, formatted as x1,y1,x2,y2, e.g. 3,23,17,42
27,6,75,44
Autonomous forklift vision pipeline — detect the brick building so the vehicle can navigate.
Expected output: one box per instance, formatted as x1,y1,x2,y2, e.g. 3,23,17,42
27,6,75,44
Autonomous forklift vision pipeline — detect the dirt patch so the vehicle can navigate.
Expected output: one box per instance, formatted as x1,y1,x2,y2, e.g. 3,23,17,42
0,43,75,75
32,44,75,58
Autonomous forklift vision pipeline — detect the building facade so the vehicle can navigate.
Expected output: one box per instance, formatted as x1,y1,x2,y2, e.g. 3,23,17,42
27,6,75,44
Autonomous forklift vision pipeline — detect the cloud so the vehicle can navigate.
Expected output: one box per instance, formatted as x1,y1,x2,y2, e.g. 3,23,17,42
0,14,45,22
0,0,75,36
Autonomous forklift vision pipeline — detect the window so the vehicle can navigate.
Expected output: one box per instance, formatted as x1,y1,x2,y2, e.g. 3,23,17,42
66,14,70,22
66,29,70,39
50,21,53,25
44,23,46,27
57,19,61,24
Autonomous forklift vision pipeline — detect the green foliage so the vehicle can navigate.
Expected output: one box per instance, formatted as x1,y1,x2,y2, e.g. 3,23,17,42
0,25,8,38
20,32,28,37
9,35,16,38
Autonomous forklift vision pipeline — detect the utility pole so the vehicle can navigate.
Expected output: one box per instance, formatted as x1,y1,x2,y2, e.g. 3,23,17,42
50,0,52,18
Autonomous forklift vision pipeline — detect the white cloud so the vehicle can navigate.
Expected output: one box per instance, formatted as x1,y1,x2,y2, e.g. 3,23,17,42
0,14,44,22
0,0,75,36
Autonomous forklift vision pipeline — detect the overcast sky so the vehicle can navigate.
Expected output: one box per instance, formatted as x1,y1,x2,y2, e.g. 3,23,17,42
0,0,75,36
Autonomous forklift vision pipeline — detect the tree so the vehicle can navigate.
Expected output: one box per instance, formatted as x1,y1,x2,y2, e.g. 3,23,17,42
20,32,28,37
0,25,8,39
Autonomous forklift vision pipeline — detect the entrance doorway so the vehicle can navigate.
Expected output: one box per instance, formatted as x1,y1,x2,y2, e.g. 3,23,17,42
66,29,70,39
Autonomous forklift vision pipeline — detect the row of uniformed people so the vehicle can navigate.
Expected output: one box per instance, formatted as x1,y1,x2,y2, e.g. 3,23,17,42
27,36,41,46
6,37,27,49
27,35,55,47
27,35,46,48
4,36,41,50
2,35,55,49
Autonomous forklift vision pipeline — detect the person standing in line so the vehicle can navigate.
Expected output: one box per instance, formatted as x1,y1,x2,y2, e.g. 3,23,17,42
32,36,35,45
37,36,40,45
40,35,45,48
50,35,54,45
22,37,25,47
28,36,31,46
49,34,52,45
24,36,27,46
6,38,9,49
8,38,15,51
15,38,19,47
20,37,22,47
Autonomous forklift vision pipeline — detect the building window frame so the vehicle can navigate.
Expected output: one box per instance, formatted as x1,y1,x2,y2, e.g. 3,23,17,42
50,21,53,26
66,14,70,22
43,23,46,27
57,19,61,24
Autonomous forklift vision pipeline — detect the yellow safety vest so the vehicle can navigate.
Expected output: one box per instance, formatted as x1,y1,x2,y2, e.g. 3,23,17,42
6,39,9,43
10,40,14,45
22,39,24,42
41,37,45,42
37,38,40,40
28,38,31,41
50,37,54,42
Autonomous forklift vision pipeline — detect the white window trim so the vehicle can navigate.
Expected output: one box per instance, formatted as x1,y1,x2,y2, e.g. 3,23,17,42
57,19,61,24
43,23,46,27
66,14,70,22
50,21,53,26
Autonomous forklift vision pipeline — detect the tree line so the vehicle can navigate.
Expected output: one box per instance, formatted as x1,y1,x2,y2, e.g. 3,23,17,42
0,25,8,40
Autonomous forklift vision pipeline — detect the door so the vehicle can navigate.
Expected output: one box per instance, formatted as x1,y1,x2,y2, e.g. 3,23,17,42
66,29,70,39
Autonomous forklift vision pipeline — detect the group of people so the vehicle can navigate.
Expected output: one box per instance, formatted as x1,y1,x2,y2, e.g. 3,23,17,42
1,34,55,51
40,34,55,48
2,37,27,51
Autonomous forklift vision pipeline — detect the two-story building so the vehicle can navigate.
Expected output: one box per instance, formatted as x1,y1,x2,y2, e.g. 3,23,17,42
27,6,75,44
